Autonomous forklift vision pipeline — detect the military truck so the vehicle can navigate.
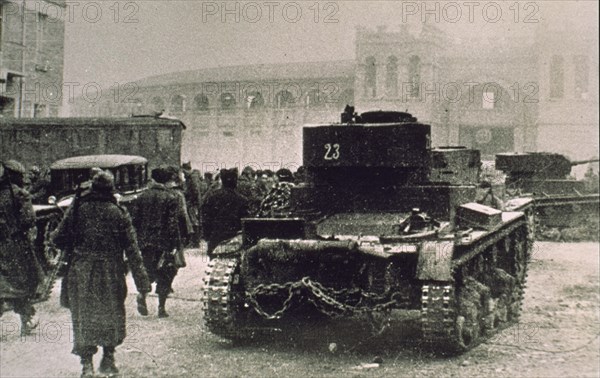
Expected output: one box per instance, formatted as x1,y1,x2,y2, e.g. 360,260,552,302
203,110,534,354
496,152,599,240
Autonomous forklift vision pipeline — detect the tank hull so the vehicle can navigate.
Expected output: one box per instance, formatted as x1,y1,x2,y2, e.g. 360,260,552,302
203,208,533,353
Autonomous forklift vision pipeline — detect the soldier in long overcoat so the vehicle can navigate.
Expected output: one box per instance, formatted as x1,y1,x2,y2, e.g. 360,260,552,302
0,160,43,335
129,167,188,318
52,171,150,378
182,162,202,247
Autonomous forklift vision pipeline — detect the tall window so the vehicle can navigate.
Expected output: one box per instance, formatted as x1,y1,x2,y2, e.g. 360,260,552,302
385,56,398,96
574,55,589,98
194,94,209,111
171,95,185,112
408,56,421,98
550,55,564,98
305,89,324,108
220,93,236,109
36,13,47,62
275,90,294,108
246,91,264,109
365,56,377,97
482,92,495,109
150,97,165,112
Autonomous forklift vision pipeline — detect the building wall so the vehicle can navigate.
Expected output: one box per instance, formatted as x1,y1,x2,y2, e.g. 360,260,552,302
73,76,355,170
534,26,599,166
354,24,598,164
0,0,65,118
354,25,541,158
71,23,597,170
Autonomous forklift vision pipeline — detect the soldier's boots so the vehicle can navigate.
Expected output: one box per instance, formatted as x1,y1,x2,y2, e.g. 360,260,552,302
98,347,119,377
20,314,39,336
158,296,169,318
80,356,94,378
136,293,148,316
158,307,169,318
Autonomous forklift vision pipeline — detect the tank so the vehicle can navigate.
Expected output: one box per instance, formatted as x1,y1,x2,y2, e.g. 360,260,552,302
495,152,599,240
203,109,535,354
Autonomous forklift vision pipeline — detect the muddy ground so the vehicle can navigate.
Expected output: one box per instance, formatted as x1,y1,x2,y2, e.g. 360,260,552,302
1,242,598,377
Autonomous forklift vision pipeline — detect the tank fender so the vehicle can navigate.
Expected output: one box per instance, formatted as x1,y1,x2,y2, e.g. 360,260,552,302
416,241,454,281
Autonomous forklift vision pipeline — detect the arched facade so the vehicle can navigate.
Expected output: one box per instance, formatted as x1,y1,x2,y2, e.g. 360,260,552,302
71,24,598,167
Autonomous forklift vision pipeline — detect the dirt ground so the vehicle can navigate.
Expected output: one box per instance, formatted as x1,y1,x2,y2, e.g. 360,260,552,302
1,241,598,378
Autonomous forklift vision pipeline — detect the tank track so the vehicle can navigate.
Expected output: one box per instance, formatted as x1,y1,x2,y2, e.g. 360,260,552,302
203,258,255,340
421,222,531,354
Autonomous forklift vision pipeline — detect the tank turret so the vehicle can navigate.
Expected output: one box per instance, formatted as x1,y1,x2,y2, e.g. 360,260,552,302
296,110,480,218
496,152,599,181
496,152,599,195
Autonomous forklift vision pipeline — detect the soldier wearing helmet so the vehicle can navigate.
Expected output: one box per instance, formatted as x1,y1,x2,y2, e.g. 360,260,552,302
129,166,189,318
0,160,42,335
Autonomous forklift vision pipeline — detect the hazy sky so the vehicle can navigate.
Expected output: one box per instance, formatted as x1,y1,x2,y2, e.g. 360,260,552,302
62,1,598,88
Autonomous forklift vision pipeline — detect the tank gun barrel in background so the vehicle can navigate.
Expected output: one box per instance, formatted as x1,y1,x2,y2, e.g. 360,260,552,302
570,158,600,166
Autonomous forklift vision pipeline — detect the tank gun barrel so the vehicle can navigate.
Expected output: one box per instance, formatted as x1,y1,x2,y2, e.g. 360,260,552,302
570,158,600,166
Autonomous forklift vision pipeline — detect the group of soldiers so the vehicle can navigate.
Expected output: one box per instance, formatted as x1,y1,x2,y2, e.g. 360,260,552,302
1,158,303,378
181,164,304,255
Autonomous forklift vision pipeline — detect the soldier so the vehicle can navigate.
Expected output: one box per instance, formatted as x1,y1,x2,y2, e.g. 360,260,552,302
201,168,249,257
203,171,214,187
52,171,150,378
237,166,262,216
257,168,296,218
0,160,43,335
130,167,188,318
166,165,194,240
181,162,202,248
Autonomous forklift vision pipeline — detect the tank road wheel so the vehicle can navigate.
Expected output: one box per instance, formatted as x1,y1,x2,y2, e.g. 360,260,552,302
203,258,251,341
455,277,491,351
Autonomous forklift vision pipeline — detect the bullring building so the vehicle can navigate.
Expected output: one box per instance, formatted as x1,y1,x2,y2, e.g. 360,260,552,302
72,24,598,171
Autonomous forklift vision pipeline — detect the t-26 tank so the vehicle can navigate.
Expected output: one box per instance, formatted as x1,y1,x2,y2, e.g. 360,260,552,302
496,152,599,239
203,109,534,354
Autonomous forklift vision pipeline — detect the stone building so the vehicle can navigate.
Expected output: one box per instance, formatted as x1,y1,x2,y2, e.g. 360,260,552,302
74,61,355,170
0,0,65,118
354,24,598,162
72,23,598,169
